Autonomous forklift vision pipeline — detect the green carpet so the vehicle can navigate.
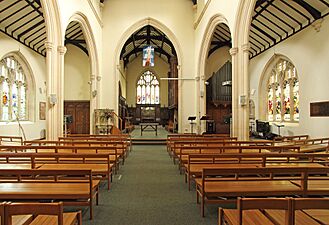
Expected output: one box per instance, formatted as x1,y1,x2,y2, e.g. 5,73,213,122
81,128,219,225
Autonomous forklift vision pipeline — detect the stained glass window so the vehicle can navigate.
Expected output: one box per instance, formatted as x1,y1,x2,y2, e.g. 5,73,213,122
0,56,28,122
266,59,299,122
136,71,160,104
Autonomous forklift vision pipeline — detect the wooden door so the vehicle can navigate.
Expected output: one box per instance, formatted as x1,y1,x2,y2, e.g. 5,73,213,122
64,101,90,134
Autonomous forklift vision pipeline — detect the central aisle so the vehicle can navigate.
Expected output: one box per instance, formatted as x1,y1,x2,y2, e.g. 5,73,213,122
83,131,218,224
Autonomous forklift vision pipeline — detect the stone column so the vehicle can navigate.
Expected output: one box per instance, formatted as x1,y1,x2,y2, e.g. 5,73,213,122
239,43,250,140
57,45,67,138
229,47,238,138
45,41,57,140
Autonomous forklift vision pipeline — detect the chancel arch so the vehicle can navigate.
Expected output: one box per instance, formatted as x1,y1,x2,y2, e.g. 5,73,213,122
115,18,182,131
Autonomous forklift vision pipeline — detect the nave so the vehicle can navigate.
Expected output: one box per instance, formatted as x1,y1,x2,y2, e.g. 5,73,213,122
82,128,217,225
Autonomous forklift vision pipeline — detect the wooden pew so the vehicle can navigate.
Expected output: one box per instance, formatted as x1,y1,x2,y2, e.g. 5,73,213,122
4,202,82,225
219,197,292,225
219,197,329,225
171,139,271,164
59,134,132,152
274,134,309,142
0,136,23,146
0,169,99,219
0,152,114,190
185,152,326,190
0,202,34,225
196,167,329,217
166,135,236,156
0,145,121,171
275,137,329,153
296,198,329,224
176,145,300,172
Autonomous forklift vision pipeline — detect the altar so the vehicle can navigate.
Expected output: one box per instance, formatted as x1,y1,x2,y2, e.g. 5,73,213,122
140,123,159,136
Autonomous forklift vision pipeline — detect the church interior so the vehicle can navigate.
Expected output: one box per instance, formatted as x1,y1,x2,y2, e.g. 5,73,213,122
0,0,329,224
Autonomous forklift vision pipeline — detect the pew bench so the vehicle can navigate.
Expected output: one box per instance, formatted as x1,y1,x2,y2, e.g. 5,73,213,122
24,140,127,164
0,202,34,225
0,136,23,146
172,140,274,166
219,197,329,225
275,137,329,153
0,169,99,220
185,153,328,191
176,145,300,172
0,145,121,172
167,136,238,156
58,134,132,152
4,202,81,225
196,167,329,217
0,153,114,190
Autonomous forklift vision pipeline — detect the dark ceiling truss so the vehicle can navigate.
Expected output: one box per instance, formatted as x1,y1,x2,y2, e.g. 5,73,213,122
64,21,88,55
249,0,329,59
208,23,232,57
120,25,176,67
0,0,46,56
0,1,88,57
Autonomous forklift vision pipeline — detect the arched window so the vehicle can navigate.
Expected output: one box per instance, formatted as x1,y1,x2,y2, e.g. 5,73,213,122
0,56,28,121
267,59,299,122
136,71,160,104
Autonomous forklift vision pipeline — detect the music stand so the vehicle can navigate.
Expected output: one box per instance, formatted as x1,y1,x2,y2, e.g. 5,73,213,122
200,115,209,121
199,115,208,134
188,116,196,134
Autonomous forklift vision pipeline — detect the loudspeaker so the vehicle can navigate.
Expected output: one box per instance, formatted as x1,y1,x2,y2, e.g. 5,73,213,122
239,95,247,106
48,94,57,105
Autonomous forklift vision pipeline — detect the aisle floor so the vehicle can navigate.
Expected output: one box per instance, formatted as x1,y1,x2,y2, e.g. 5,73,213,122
82,128,219,225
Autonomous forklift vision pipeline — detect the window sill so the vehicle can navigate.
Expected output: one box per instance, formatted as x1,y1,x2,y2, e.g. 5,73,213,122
269,122,299,127
0,121,34,126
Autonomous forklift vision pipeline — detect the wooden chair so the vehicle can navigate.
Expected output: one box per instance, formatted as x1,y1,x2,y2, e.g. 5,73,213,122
219,197,292,225
0,202,4,225
4,202,82,225
292,198,329,224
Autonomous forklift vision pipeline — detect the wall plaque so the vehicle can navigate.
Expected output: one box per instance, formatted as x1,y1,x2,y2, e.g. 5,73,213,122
310,101,329,117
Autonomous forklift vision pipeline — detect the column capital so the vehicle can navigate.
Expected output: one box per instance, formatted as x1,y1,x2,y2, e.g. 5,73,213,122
96,76,102,81
90,75,96,80
229,47,238,56
57,46,67,55
44,41,54,51
241,43,250,52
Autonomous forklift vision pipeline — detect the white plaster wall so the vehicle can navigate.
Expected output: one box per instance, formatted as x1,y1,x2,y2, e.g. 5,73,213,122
57,0,102,95
0,33,46,140
125,55,169,107
250,18,329,138
194,0,239,63
64,45,90,100
102,0,195,132
205,46,231,80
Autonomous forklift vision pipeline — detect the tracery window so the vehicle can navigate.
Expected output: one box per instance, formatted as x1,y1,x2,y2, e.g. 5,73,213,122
136,71,160,104
0,56,28,121
267,59,299,122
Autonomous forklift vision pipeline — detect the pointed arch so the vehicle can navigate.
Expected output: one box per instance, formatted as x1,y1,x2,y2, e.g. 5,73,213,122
114,17,183,127
115,17,183,69
67,12,99,79
197,14,231,120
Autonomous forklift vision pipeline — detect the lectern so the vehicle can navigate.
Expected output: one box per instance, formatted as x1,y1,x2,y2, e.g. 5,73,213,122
188,116,196,134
